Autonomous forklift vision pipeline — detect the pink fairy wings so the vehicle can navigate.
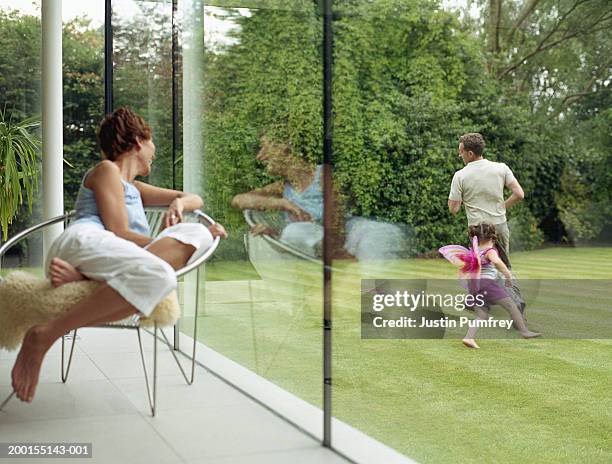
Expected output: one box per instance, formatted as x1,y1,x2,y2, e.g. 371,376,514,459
438,244,471,266
438,236,481,275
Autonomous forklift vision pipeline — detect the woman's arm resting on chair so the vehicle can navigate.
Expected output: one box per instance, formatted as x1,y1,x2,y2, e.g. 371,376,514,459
134,181,204,229
231,182,312,221
231,181,287,211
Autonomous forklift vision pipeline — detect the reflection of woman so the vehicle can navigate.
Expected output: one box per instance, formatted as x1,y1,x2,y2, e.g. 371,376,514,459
231,136,320,224
231,136,345,255
231,136,406,260
11,107,226,404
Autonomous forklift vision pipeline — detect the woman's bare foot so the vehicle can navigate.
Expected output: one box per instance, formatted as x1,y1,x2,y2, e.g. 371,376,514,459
11,325,55,402
521,331,542,339
462,338,480,349
49,258,84,288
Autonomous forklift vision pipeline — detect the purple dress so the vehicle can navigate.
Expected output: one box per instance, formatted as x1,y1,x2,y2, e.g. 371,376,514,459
465,248,509,307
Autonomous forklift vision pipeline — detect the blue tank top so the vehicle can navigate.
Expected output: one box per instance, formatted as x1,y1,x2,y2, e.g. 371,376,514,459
70,168,150,236
283,165,324,222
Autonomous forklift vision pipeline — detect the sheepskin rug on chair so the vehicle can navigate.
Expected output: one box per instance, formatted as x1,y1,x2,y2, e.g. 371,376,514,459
0,271,180,350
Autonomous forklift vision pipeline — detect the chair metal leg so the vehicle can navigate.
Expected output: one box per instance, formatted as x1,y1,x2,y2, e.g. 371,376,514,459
173,323,180,350
0,391,15,413
161,266,199,385
61,329,78,383
137,324,158,417
172,278,181,350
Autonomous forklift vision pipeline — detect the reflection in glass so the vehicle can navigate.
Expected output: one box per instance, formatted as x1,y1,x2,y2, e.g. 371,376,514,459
181,3,324,434
234,136,411,266
113,0,173,188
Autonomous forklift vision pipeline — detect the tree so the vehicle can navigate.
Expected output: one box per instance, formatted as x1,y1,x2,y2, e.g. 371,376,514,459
62,18,104,211
200,0,551,251
471,0,611,241
113,3,175,189
477,0,611,117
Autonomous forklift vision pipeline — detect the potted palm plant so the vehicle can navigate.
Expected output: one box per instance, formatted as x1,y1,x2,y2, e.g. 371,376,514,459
0,109,41,241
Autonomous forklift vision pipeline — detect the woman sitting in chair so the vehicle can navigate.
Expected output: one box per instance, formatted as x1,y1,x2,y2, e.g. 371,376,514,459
11,107,227,404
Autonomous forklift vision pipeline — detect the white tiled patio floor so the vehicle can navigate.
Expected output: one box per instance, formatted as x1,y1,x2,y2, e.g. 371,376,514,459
0,328,351,464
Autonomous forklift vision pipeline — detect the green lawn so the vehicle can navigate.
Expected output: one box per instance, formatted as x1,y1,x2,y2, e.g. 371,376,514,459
3,247,609,462
188,247,612,464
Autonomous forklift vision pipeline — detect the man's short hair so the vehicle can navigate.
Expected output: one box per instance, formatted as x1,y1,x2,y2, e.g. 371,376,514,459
459,133,485,157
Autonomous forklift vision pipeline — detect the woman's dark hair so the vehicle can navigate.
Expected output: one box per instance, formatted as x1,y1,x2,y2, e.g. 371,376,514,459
468,223,498,243
97,107,152,161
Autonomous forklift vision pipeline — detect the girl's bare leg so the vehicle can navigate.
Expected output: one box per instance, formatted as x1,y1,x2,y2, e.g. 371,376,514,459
12,237,196,402
463,306,488,349
496,297,542,338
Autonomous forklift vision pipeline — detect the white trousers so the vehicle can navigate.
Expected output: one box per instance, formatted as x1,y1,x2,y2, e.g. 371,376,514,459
45,222,213,316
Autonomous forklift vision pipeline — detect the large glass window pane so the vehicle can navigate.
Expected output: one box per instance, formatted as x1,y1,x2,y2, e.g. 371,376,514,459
1,1,104,275
113,0,174,189
63,4,105,213
0,1,43,271
180,0,324,437
332,0,612,462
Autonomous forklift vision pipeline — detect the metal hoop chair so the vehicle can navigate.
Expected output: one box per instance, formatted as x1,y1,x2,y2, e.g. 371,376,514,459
0,207,220,416
243,209,321,263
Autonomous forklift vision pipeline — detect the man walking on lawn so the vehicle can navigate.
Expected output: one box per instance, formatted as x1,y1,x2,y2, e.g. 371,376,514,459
448,132,526,312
